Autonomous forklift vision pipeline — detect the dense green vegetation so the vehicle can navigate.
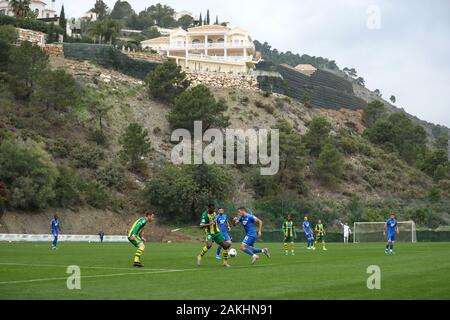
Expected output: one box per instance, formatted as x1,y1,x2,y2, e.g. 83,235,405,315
254,40,339,70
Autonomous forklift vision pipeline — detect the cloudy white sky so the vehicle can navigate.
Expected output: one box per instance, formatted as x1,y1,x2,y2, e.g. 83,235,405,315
58,0,450,127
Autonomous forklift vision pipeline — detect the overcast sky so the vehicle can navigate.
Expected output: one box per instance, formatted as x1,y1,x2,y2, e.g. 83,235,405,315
59,0,450,127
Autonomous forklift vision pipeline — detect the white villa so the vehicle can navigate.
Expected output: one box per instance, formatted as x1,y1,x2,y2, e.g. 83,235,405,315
141,24,259,74
0,0,56,19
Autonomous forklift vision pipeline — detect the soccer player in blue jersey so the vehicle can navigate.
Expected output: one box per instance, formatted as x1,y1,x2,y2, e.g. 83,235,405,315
233,207,270,264
216,208,232,260
50,215,62,250
303,216,315,250
384,211,399,254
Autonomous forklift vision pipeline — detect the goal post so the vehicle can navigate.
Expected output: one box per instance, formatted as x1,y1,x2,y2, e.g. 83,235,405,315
353,221,417,243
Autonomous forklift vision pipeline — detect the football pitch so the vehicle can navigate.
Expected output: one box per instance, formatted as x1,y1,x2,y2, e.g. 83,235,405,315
0,242,449,300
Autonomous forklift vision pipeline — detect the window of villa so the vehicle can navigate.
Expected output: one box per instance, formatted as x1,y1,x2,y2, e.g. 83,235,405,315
35,9,39,17
217,38,224,43
0,9,6,15
192,39,201,44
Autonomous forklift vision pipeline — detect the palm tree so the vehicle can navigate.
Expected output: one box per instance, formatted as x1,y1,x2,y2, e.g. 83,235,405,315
88,19,120,44
88,20,106,44
103,19,120,44
9,0,32,18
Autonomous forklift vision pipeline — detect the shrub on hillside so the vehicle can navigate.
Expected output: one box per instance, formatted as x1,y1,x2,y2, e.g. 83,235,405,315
32,69,79,112
304,117,332,156
0,138,58,210
315,142,345,186
0,182,10,214
70,144,105,169
141,164,233,223
119,123,151,172
254,100,275,114
362,100,386,128
80,180,111,209
6,41,49,101
145,60,190,104
54,165,82,207
167,85,230,133
364,112,427,166
96,161,126,190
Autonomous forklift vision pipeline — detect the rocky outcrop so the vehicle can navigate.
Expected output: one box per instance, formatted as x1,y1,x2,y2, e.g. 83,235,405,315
319,108,365,134
63,59,145,86
123,50,167,62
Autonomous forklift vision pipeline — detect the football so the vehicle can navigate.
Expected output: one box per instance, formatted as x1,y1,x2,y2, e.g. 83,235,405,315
229,248,237,257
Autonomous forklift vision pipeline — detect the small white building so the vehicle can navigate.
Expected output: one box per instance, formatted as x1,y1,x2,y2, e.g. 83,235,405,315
66,11,96,39
0,0,56,19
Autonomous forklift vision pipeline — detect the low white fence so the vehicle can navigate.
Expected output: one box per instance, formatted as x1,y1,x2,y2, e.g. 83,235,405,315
0,234,128,243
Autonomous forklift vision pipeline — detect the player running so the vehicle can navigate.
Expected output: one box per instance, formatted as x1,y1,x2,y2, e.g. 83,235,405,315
216,208,232,260
197,204,231,268
384,211,399,255
339,221,352,243
282,214,297,256
233,207,270,265
303,216,315,250
315,220,327,251
50,215,62,250
128,212,155,267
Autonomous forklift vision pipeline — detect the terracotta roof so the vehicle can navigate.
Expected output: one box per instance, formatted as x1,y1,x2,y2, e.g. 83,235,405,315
141,36,170,44
187,25,230,33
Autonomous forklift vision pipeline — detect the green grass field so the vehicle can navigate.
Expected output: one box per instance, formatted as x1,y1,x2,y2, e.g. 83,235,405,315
0,242,449,300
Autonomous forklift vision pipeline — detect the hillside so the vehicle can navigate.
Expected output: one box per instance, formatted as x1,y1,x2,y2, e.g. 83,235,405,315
1,21,450,235
1,46,449,235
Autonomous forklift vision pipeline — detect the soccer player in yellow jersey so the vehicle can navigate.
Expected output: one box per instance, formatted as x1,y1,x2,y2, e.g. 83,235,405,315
282,214,297,256
127,212,155,267
314,219,327,251
197,204,232,268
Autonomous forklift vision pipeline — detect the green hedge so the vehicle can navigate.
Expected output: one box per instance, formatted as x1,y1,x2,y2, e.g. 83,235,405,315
0,16,63,34
63,43,160,80
229,230,450,243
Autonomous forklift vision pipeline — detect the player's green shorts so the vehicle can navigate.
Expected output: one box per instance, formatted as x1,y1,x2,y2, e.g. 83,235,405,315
128,235,143,248
284,236,295,243
316,235,325,241
206,233,226,244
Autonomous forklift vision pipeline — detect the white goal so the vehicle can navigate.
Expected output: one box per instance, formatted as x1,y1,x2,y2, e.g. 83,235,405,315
353,221,417,243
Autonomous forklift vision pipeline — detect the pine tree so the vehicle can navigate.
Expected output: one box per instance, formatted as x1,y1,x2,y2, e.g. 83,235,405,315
199,13,202,26
206,9,210,25
59,5,67,40
215,16,219,25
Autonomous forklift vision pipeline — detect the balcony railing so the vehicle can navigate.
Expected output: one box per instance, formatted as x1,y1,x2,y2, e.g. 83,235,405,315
161,42,255,51
186,53,255,63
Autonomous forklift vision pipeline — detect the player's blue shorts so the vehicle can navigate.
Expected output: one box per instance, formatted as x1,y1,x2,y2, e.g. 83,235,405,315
222,232,231,242
305,232,313,240
242,234,257,247
52,231,59,237
387,233,396,242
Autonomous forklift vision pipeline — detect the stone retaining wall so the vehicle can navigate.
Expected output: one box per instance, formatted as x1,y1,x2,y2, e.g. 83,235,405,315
186,71,259,91
123,51,166,62
42,44,64,57
16,28,46,45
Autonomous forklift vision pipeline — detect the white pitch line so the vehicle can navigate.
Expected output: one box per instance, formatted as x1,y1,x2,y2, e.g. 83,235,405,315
0,262,173,271
0,269,186,285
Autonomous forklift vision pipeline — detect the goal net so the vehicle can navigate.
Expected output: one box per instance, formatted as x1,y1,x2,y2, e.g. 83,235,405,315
353,221,417,243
